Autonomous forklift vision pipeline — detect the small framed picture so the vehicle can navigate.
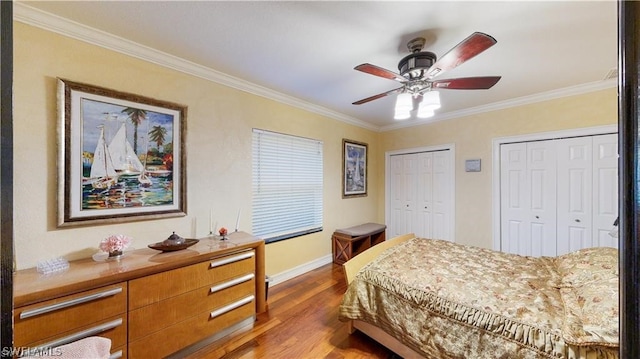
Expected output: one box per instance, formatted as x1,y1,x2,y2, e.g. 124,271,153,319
342,139,368,198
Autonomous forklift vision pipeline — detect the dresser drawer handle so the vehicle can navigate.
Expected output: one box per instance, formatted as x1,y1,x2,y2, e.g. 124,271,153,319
210,251,255,268
32,318,123,351
210,273,255,293
210,295,254,319
19,287,123,319
109,350,123,359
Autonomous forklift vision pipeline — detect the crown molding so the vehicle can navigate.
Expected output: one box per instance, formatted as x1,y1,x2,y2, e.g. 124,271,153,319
15,2,616,133
380,78,617,132
13,2,378,131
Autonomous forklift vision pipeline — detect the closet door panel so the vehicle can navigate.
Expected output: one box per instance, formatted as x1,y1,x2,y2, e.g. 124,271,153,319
557,137,592,255
593,134,619,248
500,143,530,255
402,155,418,236
416,152,433,238
432,151,451,240
527,141,557,256
500,133,618,257
389,155,406,238
389,153,419,238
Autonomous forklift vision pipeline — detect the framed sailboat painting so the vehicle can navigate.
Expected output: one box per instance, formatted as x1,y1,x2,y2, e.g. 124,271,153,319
57,79,187,226
342,139,367,198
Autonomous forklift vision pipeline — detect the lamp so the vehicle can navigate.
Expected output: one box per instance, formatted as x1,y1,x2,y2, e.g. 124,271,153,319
417,91,440,119
394,92,413,120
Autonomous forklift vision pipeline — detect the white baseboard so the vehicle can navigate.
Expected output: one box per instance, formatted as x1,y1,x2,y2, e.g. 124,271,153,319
267,254,333,287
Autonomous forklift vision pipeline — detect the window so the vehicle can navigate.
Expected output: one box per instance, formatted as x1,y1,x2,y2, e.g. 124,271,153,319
252,129,323,243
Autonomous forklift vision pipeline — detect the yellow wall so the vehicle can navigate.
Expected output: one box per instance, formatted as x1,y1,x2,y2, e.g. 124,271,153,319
13,22,382,272
381,88,618,249
13,22,618,273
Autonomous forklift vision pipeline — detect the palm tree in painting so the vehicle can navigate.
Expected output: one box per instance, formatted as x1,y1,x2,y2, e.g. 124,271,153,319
121,107,147,153
149,125,168,154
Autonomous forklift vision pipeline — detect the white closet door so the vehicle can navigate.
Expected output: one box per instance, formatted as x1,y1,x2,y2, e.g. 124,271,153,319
557,137,593,255
500,143,530,255
432,150,451,240
388,149,453,241
527,140,558,256
389,154,417,238
592,134,619,249
500,133,618,257
415,152,433,238
500,141,557,256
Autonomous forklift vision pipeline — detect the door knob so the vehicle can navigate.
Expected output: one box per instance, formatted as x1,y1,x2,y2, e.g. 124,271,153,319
575,219,581,223
535,216,539,219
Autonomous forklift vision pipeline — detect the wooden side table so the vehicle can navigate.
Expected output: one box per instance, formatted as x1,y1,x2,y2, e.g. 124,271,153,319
332,223,386,265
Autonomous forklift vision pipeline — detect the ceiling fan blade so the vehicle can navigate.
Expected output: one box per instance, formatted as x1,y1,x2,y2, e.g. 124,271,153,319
425,32,497,79
354,63,407,82
431,76,501,90
352,87,404,105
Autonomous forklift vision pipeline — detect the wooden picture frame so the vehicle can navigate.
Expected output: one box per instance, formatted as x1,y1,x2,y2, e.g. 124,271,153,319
57,79,187,227
342,139,367,198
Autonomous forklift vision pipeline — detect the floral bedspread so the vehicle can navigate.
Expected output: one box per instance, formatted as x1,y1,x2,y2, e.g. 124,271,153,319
338,238,619,359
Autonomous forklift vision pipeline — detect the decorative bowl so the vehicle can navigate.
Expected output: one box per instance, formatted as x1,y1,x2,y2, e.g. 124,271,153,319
149,232,199,252
148,238,199,252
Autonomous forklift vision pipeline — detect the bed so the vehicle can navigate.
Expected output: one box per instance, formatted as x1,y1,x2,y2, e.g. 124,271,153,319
338,234,619,359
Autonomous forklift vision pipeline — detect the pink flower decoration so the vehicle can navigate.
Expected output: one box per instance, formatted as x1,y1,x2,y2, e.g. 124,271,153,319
99,234,132,253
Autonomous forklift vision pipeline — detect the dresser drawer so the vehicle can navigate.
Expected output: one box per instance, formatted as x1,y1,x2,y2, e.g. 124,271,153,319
129,250,255,309
19,314,127,352
14,283,127,346
128,295,255,358
129,274,255,339
110,345,127,359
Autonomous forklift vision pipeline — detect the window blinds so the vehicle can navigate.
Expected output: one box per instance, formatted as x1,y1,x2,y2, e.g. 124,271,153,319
252,129,323,243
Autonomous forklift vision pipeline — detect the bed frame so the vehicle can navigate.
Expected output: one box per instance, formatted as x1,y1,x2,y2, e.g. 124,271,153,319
342,233,424,358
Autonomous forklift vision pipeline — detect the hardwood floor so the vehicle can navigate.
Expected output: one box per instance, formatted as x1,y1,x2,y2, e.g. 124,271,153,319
186,263,395,359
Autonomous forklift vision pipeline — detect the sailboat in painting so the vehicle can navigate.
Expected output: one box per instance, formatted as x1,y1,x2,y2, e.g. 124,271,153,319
109,123,144,176
138,136,152,187
89,125,118,189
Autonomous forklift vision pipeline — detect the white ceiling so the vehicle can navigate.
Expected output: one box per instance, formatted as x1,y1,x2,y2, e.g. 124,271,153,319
18,1,618,131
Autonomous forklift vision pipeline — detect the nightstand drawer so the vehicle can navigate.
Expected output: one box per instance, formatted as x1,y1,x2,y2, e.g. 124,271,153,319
14,283,127,346
129,250,255,309
129,274,255,339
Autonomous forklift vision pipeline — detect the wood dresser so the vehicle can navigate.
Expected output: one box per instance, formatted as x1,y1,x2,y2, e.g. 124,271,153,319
13,231,266,359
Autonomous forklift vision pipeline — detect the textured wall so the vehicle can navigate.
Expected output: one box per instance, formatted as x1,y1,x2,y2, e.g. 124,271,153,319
13,22,381,273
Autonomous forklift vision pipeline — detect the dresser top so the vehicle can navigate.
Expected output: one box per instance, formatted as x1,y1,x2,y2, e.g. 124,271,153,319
14,231,264,307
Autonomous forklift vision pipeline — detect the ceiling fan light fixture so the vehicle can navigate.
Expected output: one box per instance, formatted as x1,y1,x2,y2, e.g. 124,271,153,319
394,92,413,120
395,92,413,110
422,90,441,110
417,91,440,119
352,32,500,123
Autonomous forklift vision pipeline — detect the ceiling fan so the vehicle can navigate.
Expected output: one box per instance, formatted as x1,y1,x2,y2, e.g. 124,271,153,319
352,32,501,120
